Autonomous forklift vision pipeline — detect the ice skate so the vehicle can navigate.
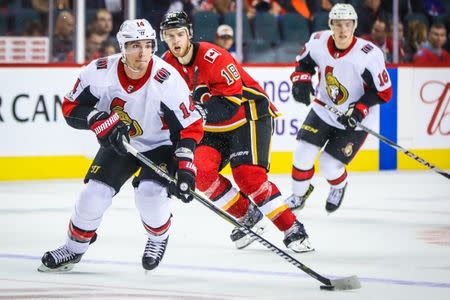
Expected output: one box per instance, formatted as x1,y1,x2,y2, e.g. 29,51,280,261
285,184,314,211
38,245,84,272
230,202,267,249
142,237,168,271
283,220,314,253
325,183,347,213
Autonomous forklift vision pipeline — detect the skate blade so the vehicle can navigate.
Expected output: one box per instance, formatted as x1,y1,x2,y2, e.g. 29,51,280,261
37,263,75,273
235,223,268,250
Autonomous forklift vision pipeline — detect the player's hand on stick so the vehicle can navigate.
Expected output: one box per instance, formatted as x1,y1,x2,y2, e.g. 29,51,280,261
88,111,130,155
290,71,314,105
337,102,368,130
170,145,196,203
194,103,208,122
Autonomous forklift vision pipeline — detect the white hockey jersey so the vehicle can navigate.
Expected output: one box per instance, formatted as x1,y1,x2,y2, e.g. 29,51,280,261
64,54,202,152
297,30,392,130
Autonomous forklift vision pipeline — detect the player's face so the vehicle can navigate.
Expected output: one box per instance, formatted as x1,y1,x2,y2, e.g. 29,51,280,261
331,20,355,49
124,40,154,71
429,27,447,49
163,28,191,57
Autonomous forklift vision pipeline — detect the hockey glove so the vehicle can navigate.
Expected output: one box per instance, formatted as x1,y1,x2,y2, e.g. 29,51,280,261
170,145,196,203
88,111,130,155
337,102,369,130
195,103,208,123
290,71,314,106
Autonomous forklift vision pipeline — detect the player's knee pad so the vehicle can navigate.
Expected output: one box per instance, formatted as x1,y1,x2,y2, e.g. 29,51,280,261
319,152,347,187
134,180,171,228
75,180,114,222
293,140,321,170
232,164,268,196
194,145,222,191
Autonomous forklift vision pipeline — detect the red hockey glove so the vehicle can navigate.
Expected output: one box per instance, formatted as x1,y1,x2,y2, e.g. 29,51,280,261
290,71,314,106
169,145,196,203
88,111,130,155
337,102,368,130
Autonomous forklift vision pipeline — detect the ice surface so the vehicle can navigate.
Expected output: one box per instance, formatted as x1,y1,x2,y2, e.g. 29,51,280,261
0,171,449,299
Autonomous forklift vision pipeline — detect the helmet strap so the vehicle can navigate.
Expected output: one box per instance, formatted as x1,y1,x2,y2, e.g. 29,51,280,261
121,54,143,73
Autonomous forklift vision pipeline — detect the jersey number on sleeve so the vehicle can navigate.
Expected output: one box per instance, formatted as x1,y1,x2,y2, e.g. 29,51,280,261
220,64,240,85
377,70,389,87
179,97,196,119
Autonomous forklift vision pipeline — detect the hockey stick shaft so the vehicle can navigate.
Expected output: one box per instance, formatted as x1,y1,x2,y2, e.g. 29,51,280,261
123,140,339,287
316,100,450,180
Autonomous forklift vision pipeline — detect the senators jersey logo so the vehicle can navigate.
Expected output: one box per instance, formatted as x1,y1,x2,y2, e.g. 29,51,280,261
325,66,349,105
110,97,143,137
153,68,171,83
96,58,108,69
361,44,374,54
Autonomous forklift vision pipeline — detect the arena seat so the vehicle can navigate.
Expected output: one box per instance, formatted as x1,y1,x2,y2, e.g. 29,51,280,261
223,12,253,44
192,11,220,42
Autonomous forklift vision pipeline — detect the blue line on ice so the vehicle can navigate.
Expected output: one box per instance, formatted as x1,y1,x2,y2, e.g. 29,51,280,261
2,253,449,289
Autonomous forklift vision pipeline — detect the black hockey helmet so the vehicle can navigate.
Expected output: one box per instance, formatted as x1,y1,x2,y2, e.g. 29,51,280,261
159,11,193,41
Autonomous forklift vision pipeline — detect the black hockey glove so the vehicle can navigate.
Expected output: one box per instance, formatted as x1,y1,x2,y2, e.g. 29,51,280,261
170,145,196,203
88,111,130,155
195,103,208,122
290,71,314,106
337,102,369,130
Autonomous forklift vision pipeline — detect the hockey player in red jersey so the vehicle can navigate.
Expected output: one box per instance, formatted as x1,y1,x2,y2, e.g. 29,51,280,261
160,11,313,253
38,19,203,272
286,3,392,213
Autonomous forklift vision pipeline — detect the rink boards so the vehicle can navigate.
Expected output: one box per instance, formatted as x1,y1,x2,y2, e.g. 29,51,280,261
0,65,448,180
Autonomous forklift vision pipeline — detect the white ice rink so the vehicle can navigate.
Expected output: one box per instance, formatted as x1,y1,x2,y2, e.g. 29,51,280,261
0,171,449,299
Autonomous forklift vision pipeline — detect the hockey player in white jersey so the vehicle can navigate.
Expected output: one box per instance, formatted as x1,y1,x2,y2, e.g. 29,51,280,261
286,3,392,213
38,19,203,272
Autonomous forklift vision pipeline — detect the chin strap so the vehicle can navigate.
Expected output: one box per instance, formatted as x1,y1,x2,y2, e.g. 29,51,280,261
121,55,142,73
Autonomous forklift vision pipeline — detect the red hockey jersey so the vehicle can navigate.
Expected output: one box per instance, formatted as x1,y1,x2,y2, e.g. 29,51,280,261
163,42,280,132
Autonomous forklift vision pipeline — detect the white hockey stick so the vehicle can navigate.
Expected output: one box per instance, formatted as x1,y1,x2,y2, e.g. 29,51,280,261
123,139,361,290
315,100,450,180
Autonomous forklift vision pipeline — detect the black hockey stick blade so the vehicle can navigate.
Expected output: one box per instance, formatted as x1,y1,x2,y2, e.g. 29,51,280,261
122,139,362,290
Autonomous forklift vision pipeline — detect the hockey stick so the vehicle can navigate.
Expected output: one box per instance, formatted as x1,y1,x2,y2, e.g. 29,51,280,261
315,100,450,180
123,139,361,290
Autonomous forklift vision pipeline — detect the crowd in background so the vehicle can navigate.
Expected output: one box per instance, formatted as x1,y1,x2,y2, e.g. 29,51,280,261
0,0,449,63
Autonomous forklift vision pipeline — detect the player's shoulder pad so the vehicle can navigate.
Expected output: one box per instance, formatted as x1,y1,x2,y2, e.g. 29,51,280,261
310,30,332,42
83,54,118,73
160,50,172,61
357,38,381,57
152,55,181,84
199,42,226,64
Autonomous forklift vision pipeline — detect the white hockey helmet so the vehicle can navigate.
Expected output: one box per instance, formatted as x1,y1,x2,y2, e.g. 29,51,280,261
328,3,358,31
116,19,157,54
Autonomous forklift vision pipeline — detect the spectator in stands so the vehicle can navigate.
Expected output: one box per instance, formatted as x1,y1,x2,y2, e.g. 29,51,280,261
245,0,286,18
386,20,406,63
214,24,236,57
356,0,390,36
361,18,388,50
23,20,46,36
445,18,450,52
91,9,115,44
413,23,450,64
101,40,118,56
361,18,404,63
65,29,102,63
52,10,74,62
423,0,446,18
404,19,428,61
